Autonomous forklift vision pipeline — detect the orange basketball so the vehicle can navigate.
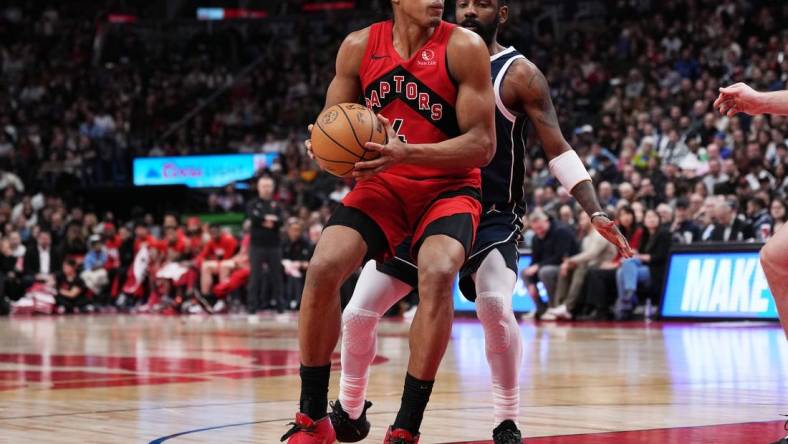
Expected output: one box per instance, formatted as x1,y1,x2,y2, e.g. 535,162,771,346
311,103,386,177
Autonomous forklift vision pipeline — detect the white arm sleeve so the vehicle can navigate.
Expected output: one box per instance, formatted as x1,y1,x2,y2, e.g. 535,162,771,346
548,150,592,192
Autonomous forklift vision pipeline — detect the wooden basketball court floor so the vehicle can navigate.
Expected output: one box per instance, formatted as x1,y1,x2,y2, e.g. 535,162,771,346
0,314,786,443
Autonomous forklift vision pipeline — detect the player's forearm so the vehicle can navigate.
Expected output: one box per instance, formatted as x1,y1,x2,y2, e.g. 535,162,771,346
403,130,494,168
570,180,605,216
756,90,788,116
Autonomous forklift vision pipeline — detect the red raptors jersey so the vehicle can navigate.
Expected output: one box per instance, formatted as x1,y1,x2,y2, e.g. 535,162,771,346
360,20,480,183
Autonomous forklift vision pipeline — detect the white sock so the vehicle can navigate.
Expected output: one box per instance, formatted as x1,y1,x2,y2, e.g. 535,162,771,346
339,261,413,419
474,250,522,428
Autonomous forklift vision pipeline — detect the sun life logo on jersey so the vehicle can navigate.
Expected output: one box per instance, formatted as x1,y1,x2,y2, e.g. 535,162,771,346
418,49,436,66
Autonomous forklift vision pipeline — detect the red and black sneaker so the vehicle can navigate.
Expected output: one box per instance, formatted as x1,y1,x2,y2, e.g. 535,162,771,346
280,412,336,443
328,399,372,442
383,426,420,444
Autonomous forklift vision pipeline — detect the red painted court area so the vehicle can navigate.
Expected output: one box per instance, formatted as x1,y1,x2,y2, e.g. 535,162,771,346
453,420,786,444
0,350,387,390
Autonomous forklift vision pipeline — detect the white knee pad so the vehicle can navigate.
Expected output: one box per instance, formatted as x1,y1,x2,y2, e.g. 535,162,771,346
342,306,380,355
476,292,512,353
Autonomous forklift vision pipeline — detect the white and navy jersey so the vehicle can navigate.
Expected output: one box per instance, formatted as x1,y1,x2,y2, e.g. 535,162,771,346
486,47,528,216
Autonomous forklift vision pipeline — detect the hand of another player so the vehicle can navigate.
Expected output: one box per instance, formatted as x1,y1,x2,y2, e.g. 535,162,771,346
714,83,763,117
304,124,315,160
353,114,408,180
592,214,634,259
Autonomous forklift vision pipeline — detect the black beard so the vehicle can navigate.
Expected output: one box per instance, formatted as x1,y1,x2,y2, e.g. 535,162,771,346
460,18,498,45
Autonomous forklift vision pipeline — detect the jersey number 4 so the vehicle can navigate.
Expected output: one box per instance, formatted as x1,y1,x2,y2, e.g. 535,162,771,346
392,119,407,143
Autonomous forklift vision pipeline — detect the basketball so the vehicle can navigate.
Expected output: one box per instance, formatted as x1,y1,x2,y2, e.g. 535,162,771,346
311,103,386,177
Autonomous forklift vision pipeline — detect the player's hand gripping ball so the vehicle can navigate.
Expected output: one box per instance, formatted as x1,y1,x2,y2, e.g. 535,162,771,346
309,104,386,177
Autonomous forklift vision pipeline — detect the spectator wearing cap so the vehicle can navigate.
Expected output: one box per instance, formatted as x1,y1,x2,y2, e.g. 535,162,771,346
246,176,285,314
522,209,578,317
703,200,752,242
81,234,110,301
671,198,702,244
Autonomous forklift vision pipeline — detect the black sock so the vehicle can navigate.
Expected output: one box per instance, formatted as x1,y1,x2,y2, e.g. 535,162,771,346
299,364,331,420
392,373,434,435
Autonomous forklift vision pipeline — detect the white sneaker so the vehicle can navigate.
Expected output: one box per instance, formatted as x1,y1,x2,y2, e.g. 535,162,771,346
403,305,417,320
188,303,205,315
540,312,558,321
213,300,227,313
552,304,573,320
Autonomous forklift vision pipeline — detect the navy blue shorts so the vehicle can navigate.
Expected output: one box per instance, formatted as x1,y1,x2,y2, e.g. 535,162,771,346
377,207,524,301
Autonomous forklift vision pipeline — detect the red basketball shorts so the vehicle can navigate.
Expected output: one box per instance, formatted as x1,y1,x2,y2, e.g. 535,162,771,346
327,172,482,261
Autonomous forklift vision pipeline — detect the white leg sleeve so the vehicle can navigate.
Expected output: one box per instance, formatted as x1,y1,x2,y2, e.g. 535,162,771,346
474,249,522,427
339,260,413,419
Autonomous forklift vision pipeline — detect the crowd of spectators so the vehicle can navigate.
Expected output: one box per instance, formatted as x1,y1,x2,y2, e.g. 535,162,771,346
0,1,787,319
0,176,330,316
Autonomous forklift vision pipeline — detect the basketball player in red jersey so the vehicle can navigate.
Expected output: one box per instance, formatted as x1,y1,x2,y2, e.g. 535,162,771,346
715,83,788,444
282,1,496,443
329,1,632,443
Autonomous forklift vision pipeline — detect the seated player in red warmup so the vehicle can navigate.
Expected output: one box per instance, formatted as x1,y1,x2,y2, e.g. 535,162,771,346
196,224,238,298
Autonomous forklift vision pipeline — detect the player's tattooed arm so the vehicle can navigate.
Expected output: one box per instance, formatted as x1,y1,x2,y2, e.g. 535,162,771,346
511,59,632,257
509,60,602,214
